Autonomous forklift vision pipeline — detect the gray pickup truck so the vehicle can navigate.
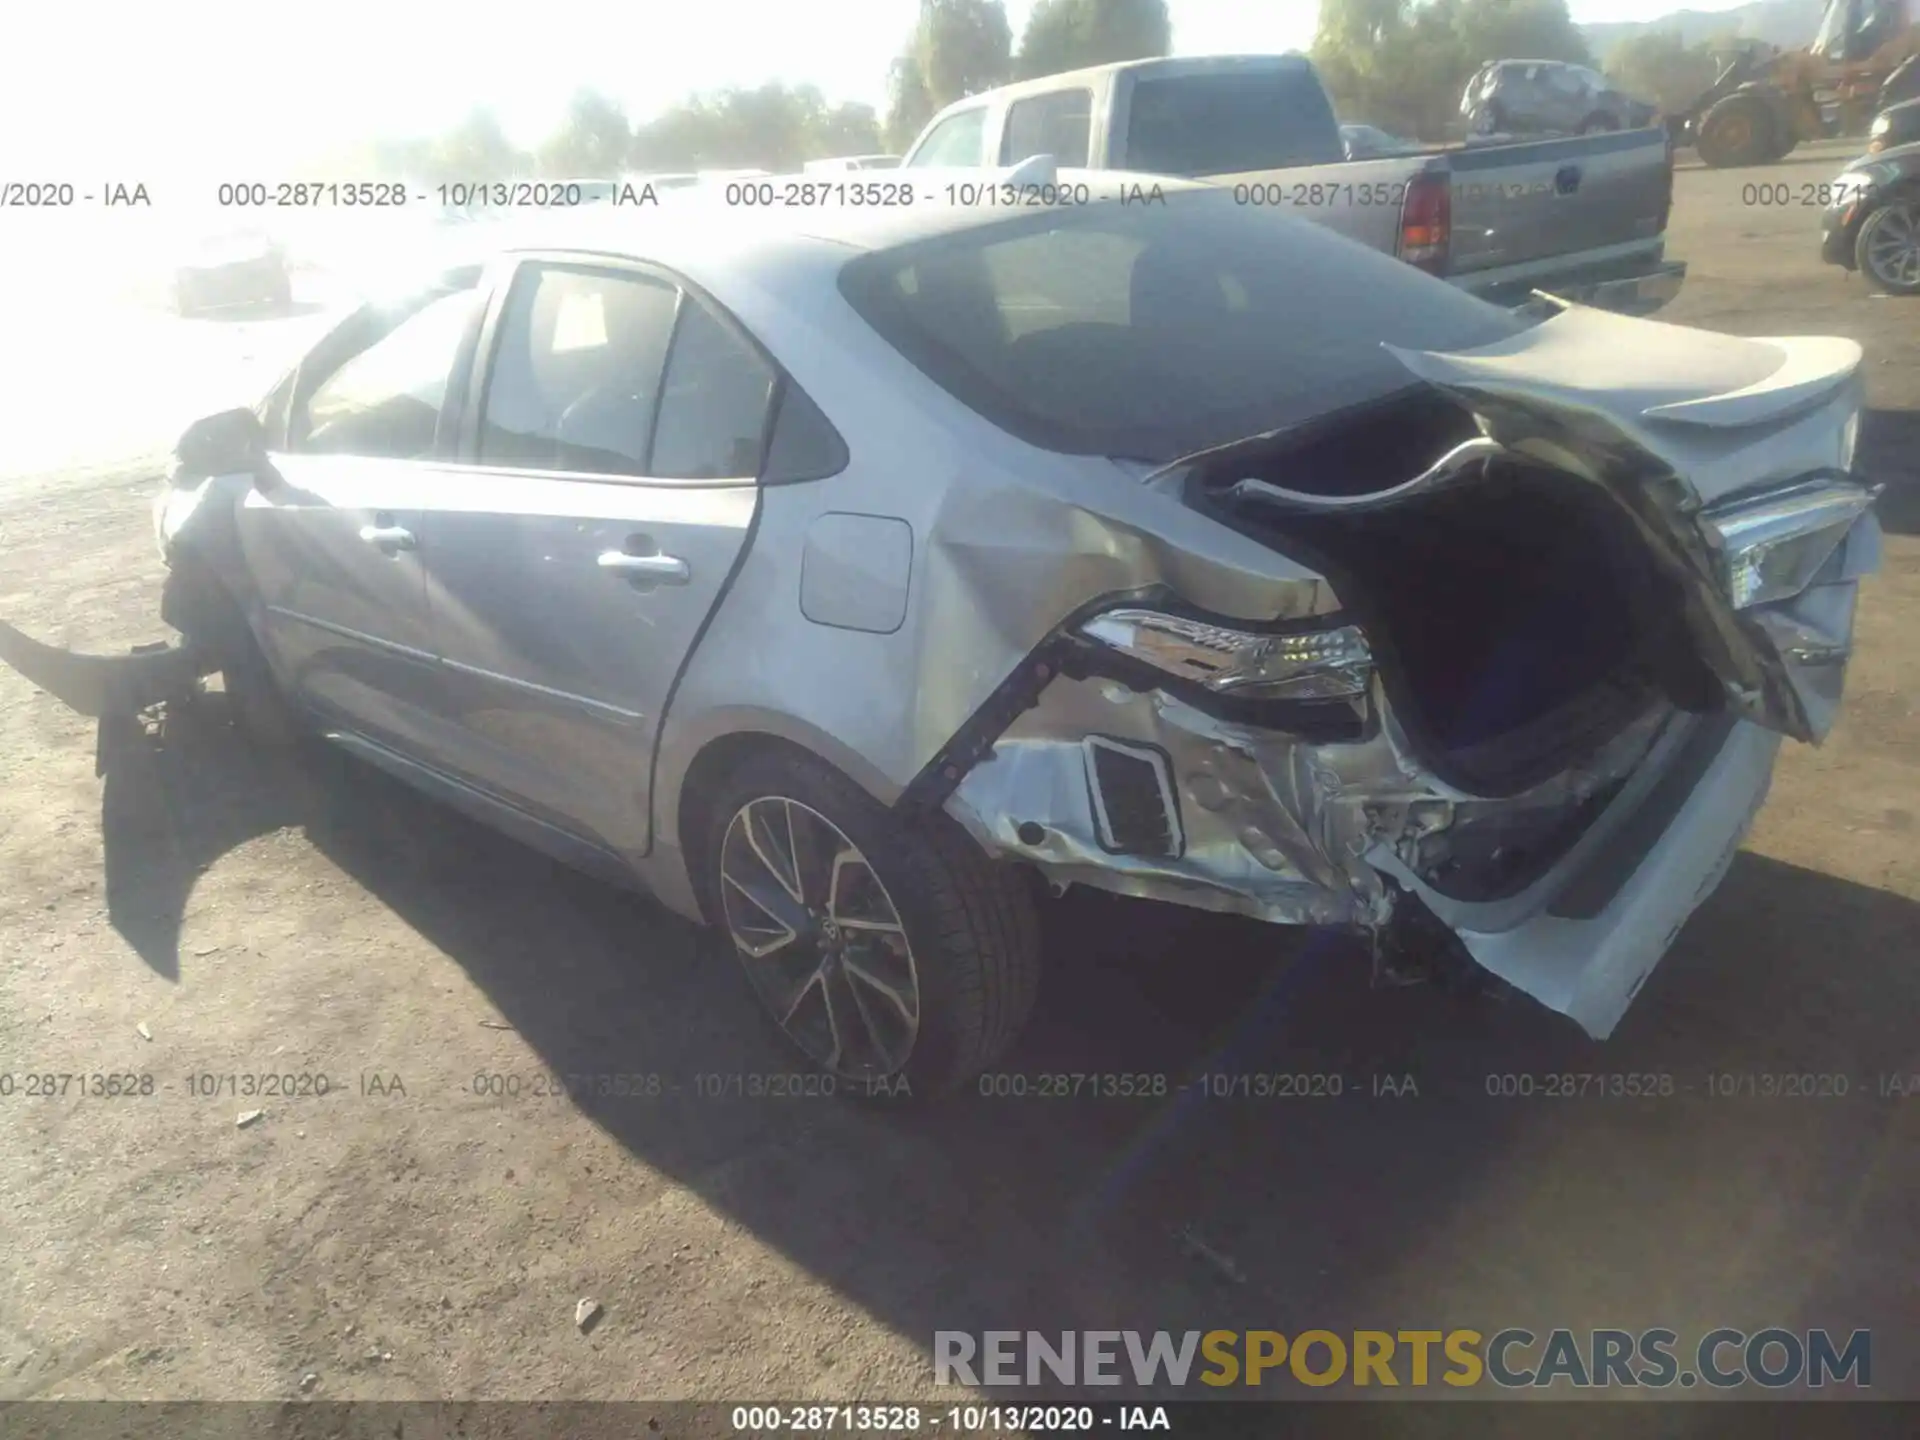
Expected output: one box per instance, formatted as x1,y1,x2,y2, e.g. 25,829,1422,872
903,53,1686,315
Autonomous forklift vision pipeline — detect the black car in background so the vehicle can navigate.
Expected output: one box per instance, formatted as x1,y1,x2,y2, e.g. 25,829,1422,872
1462,59,1659,137
1867,96,1920,153
173,227,292,316
1822,139,1920,294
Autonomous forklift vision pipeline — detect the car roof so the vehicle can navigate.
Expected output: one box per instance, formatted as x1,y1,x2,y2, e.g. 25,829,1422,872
380,169,1221,359
455,167,1212,268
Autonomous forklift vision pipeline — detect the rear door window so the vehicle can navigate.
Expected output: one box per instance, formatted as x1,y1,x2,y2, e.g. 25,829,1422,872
647,300,778,479
477,264,679,476
1001,90,1093,167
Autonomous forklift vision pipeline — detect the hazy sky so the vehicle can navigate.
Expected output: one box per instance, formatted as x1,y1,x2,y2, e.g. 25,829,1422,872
8,0,1759,174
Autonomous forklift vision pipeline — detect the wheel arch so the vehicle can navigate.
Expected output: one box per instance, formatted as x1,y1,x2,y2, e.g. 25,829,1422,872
158,477,268,655
1854,189,1920,293
662,712,908,924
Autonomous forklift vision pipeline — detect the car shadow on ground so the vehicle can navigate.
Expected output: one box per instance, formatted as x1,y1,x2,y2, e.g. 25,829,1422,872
91,695,1920,1399
1861,407,1920,535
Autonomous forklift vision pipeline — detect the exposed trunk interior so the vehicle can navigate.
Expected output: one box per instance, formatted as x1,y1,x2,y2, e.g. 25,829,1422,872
1188,388,1724,796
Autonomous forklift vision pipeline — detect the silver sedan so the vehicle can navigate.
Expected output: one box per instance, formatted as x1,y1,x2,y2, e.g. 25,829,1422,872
147,174,1883,1097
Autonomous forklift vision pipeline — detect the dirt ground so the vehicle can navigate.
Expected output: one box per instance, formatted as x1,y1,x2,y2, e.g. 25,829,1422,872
1,148,1916,1409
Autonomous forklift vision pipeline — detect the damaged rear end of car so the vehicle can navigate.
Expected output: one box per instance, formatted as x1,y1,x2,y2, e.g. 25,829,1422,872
864,200,1881,1040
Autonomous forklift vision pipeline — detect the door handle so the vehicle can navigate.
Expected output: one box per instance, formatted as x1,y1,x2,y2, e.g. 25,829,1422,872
597,550,689,585
359,524,416,551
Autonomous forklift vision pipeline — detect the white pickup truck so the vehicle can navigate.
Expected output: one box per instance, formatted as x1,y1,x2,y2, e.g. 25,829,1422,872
903,53,1687,315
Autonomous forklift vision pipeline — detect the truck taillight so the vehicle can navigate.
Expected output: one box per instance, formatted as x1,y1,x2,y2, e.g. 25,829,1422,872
1398,172,1450,274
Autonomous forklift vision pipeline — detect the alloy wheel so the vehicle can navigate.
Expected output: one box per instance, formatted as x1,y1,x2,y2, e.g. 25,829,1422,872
718,796,921,1080
1863,204,1920,290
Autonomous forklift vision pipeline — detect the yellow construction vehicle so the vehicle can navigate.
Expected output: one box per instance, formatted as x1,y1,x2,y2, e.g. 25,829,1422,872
1677,0,1920,167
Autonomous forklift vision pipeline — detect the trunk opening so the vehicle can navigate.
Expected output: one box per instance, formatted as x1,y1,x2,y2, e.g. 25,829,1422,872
1188,390,1723,796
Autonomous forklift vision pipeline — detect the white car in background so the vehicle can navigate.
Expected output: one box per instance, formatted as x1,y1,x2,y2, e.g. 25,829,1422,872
804,155,903,173
171,224,292,316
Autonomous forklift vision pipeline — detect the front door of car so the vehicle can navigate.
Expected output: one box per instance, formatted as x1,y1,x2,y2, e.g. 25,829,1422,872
239,278,486,755
414,257,771,860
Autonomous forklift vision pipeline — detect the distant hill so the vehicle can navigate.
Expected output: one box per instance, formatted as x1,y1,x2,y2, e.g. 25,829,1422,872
1583,0,1827,58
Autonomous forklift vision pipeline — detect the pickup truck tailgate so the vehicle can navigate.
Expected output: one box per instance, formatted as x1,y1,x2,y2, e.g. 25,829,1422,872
1446,129,1671,278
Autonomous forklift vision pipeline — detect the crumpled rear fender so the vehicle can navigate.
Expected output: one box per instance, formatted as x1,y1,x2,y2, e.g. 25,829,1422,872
936,656,1674,930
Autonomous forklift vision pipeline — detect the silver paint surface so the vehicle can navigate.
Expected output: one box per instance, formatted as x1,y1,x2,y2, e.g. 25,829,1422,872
799,513,914,635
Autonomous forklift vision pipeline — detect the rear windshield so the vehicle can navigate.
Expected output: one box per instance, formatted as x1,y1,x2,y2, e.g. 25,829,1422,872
836,193,1523,463
1121,70,1346,175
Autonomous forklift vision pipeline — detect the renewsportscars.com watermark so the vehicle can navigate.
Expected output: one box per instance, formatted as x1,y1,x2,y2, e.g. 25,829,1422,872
934,1328,1872,1390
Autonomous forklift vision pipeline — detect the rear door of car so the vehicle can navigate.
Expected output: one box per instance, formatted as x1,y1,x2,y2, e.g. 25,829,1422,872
241,274,487,755
412,254,774,858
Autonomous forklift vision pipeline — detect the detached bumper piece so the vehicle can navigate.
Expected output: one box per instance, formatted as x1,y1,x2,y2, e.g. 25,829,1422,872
0,622,210,720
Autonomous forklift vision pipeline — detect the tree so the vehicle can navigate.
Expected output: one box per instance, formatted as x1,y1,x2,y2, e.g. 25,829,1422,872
814,101,885,157
428,109,527,181
915,0,1014,107
1450,0,1592,71
885,49,938,151
1015,0,1173,81
1604,28,1733,112
629,82,885,171
537,90,634,178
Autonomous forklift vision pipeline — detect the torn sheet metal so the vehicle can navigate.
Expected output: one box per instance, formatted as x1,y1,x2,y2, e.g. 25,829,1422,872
1380,304,1881,745
943,665,1675,931
1371,715,1783,1040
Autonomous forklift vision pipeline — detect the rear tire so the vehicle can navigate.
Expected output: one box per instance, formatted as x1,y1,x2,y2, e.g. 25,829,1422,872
1696,95,1775,167
698,748,1041,1100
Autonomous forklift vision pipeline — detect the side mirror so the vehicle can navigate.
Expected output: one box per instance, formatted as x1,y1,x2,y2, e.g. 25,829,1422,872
172,407,285,493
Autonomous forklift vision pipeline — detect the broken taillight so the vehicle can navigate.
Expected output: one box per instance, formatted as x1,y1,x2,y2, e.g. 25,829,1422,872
1702,475,1879,611
1398,172,1451,275
1078,609,1373,702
